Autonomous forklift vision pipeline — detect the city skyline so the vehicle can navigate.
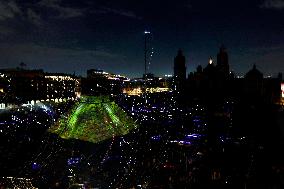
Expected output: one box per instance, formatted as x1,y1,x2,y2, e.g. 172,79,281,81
0,0,284,77
1,1,284,187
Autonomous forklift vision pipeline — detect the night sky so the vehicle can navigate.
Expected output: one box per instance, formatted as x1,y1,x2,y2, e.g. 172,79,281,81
0,0,284,78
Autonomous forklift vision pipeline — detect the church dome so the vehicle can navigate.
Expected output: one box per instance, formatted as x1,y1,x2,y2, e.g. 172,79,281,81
245,64,263,79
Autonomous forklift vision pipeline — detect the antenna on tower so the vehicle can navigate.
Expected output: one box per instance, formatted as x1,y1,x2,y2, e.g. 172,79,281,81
143,30,153,103
144,30,151,78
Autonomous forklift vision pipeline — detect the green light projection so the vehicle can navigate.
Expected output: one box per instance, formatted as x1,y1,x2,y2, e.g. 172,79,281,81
49,96,138,143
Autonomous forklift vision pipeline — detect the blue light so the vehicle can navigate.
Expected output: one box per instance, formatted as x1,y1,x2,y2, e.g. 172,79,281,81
67,157,81,166
32,162,40,170
151,135,162,141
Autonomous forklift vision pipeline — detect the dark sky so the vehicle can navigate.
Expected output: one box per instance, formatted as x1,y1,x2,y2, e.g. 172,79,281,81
0,0,284,77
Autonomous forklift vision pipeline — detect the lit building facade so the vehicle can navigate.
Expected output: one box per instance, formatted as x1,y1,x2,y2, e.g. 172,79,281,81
122,74,171,96
0,68,80,106
0,68,46,104
45,73,81,102
82,69,129,96
280,83,284,105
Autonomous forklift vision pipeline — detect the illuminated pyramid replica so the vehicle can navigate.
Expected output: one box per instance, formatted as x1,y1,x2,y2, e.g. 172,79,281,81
49,96,138,143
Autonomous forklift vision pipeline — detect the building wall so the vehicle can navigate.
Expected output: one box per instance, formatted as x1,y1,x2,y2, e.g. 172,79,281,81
0,69,80,104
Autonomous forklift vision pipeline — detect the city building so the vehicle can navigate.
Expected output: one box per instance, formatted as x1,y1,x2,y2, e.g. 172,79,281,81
45,73,81,103
173,49,186,92
82,69,129,96
0,68,80,107
182,46,282,104
0,68,46,104
216,45,229,76
281,82,284,101
122,74,171,96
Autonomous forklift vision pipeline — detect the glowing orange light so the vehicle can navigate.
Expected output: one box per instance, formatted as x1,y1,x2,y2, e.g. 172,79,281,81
281,83,284,98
